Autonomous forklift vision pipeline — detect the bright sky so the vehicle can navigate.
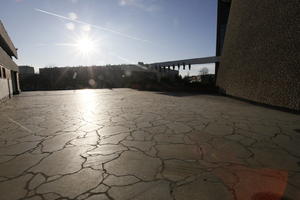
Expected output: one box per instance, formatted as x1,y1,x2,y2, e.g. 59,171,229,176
1,0,217,75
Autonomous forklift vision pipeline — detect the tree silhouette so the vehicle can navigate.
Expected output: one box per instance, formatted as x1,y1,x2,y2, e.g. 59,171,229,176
199,67,209,75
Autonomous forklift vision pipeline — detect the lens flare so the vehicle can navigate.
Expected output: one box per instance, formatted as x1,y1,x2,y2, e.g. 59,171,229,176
75,35,96,56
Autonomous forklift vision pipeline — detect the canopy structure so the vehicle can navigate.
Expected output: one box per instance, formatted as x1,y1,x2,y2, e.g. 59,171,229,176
0,20,18,72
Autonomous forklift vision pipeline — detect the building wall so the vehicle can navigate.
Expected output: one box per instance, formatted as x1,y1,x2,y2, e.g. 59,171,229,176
0,79,9,100
9,78,12,97
19,66,34,75
217,0,300,111
0,46,18,72
0,21,19,101
0,21,18,59
16,72,20,92
0,68,12,101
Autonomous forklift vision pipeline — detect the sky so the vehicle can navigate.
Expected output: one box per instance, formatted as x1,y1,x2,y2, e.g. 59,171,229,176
0,0,218,75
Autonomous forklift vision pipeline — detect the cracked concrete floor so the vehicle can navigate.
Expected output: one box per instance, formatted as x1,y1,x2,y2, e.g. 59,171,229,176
0,89,299,200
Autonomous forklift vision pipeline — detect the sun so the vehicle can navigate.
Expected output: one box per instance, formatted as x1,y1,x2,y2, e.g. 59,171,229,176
75,35,96,56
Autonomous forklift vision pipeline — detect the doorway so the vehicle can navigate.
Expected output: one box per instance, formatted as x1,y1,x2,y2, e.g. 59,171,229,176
11,70,19,95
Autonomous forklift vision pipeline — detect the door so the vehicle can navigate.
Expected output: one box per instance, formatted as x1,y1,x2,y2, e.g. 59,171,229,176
11,70,19,95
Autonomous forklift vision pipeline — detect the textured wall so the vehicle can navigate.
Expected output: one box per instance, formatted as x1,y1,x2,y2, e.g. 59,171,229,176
217,0,300,111
0,46,18,71
0,76,12,101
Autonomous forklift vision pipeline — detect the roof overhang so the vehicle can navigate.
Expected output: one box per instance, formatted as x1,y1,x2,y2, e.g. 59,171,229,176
0,21,18,59
0,45,18,72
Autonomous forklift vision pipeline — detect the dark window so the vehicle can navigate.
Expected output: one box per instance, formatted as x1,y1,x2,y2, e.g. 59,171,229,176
2,68,6,78
0,67,2,78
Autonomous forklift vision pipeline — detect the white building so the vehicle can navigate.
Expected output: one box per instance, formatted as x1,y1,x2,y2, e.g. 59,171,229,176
0,20,20,102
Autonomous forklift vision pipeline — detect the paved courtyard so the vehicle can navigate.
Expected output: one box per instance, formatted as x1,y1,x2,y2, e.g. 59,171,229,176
0,89,299,200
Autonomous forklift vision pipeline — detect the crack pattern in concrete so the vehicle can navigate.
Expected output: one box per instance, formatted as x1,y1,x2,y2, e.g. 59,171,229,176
0,89,299,200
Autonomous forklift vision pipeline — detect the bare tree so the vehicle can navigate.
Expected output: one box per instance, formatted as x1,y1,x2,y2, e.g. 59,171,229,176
199,67,209,75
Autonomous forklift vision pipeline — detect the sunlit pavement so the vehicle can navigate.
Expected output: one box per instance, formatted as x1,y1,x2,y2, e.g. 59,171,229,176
0,89,299,200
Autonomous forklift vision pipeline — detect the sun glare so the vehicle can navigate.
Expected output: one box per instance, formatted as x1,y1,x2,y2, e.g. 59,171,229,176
75,35,96,56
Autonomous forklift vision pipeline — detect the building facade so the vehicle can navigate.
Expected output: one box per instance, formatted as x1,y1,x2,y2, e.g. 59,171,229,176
19,65,34,75
216,0,300,111
0,21,20,101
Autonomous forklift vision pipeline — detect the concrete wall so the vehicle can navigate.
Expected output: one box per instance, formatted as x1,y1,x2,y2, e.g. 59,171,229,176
9,78,12,98
217,0,300,111
0,67,13,101
0,20,18,58
0,46,18,72
0,78,10,101
0,21,19,101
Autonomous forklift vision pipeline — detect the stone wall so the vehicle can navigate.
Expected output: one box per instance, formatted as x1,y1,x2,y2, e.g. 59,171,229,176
216,0,300,111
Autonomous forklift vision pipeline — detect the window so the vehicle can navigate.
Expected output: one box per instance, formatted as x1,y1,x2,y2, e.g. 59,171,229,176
0,67,2,78
2,67,6,79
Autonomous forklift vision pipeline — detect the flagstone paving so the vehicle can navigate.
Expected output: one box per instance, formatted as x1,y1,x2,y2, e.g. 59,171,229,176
0,89,299,200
